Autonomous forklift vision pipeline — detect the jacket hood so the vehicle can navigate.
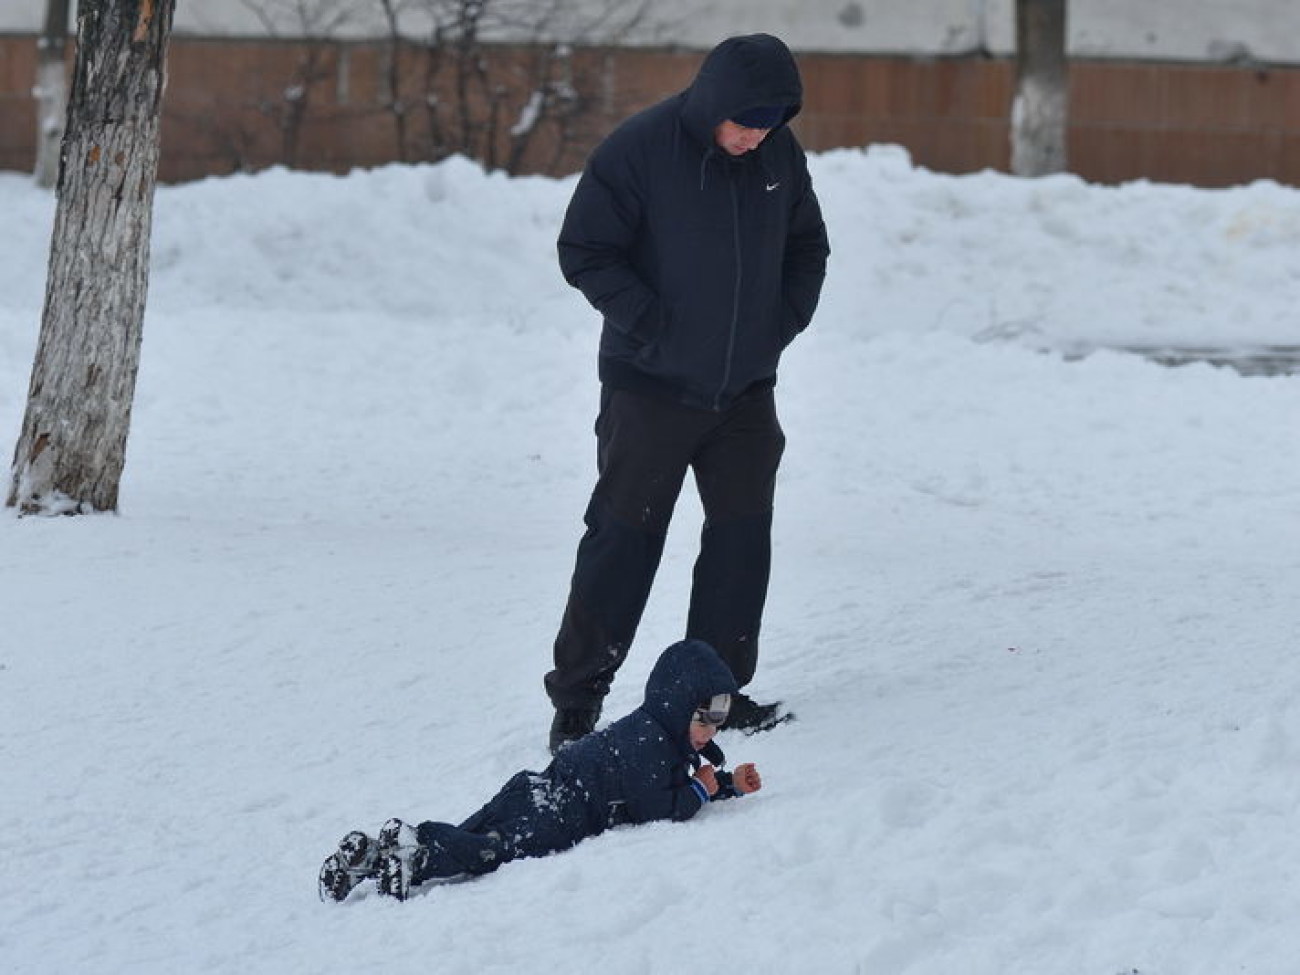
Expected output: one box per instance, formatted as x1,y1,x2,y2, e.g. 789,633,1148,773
640,639,739,748
681,33,804,147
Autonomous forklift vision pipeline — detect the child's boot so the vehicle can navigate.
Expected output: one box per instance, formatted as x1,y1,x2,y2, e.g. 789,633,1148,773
375,818,429,901
318,830,379,903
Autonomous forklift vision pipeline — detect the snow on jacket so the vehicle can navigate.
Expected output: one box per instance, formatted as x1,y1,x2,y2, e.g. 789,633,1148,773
557,33,831,412
546,638,741,835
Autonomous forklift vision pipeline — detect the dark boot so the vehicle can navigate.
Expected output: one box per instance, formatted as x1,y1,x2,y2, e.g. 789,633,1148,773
375,818,428,901
722,693,794,734
548,707,600,755
318,830,378,903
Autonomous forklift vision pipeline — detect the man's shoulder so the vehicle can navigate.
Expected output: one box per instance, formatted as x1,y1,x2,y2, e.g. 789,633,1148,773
621,93,683,132
596,95,683,155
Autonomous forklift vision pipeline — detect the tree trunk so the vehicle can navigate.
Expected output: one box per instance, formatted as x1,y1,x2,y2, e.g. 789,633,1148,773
34,0,71,189
7,0,176,516
1011,0,1069,177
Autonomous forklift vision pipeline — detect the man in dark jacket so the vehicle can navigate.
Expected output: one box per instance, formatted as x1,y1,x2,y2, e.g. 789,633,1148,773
318,640,762,902
546,33,830,753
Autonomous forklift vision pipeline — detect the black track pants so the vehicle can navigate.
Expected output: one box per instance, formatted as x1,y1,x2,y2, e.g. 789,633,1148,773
545,387,785,709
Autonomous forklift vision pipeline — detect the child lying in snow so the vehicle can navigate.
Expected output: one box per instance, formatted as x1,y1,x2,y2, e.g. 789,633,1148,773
319,639,763,901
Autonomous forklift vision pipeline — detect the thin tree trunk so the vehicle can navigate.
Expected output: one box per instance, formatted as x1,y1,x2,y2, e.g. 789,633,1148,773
1011,0,1069,177
34,0,71,189
378,0,410,161
8,0,176,515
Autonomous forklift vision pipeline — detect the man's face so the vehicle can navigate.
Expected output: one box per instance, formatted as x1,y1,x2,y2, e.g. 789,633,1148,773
714,120,772,156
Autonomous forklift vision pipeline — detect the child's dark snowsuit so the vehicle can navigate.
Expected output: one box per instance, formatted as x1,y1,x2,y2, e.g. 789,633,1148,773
409,639,743,884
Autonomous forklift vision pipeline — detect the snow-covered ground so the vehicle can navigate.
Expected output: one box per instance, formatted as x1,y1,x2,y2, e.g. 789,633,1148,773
2,148,1298,974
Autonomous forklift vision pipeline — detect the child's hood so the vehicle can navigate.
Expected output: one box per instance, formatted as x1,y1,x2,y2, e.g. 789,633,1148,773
640,639,739,747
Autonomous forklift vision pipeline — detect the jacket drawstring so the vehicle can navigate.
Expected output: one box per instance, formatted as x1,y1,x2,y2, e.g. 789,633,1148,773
698,149,716,191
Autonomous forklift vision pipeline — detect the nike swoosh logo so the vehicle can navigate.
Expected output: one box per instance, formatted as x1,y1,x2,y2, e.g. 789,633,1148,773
766,182,780,192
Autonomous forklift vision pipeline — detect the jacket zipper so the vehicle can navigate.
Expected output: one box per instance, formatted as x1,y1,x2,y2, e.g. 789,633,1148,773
714,174,743,411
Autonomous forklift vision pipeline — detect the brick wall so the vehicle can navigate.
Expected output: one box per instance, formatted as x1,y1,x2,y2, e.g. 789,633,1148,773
1,35,1297,187
0,35,38,173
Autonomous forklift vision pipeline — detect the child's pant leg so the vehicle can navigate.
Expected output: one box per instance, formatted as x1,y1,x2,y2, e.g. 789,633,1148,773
414,821,510,878
457,770,591,861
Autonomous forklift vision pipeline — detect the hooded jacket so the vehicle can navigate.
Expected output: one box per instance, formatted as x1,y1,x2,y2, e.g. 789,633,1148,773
547,638,741,834
558,34,830,411
442,640,742,872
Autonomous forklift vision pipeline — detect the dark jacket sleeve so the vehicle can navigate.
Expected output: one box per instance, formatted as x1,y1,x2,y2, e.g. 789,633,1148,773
671,778,711,821
708,769,745,801
557,137,661,344
780,145,830,342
